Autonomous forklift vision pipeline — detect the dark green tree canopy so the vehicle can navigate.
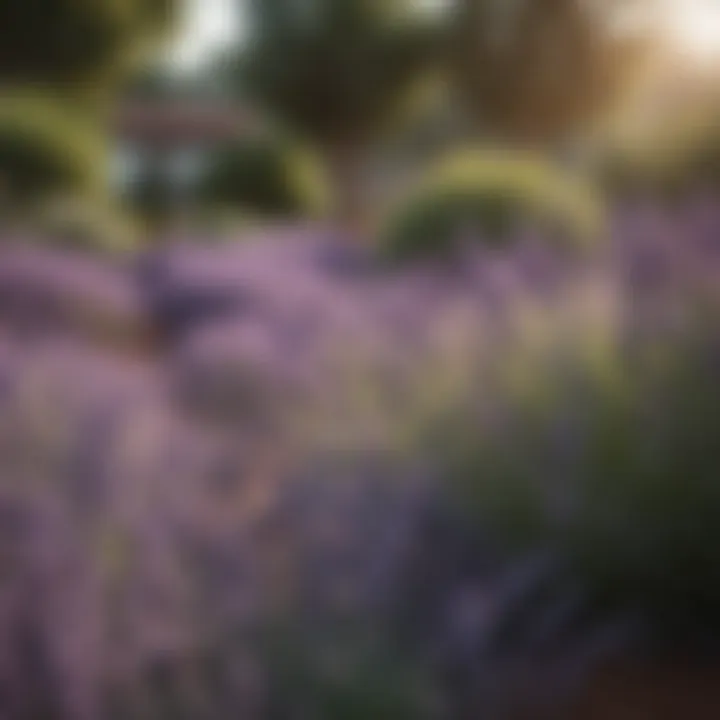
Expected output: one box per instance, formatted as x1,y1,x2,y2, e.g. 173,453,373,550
0,0,177,87
236,0,441,149
222,0,443,233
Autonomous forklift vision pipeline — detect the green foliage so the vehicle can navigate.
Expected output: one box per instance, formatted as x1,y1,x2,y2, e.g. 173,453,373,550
380,149,604,261
237,0,439,149
414,296,720,634
256,622,435,720
33,197,139,254
122,64,181,101
0,93,107,210
0,0,178,87
221,0,442,232
196,134,329,220
187,207,254,242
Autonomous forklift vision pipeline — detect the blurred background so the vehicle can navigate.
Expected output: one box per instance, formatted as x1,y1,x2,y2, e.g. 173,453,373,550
1,0,719,241
1,1,720,719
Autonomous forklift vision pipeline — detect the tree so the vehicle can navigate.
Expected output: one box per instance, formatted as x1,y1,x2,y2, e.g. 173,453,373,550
0,0,177,89
448,0,655,146
230,0,440,234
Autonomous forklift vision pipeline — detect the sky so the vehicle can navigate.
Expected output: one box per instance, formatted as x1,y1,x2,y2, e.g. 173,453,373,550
169,0,720,71
169,0,241,71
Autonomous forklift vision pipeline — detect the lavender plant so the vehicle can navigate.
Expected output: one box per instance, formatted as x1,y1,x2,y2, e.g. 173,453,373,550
0,194,718,719
0,246,153,354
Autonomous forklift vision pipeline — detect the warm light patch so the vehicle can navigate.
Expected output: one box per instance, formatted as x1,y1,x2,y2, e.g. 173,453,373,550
667,0,720,60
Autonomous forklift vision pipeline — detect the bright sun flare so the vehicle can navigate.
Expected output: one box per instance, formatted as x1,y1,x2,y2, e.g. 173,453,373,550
169,0,720,72
668,0,720,59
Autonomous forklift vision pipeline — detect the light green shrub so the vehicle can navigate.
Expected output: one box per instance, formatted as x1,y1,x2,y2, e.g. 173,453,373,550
0,93,107,211
33,197,139,254
379,149,605,262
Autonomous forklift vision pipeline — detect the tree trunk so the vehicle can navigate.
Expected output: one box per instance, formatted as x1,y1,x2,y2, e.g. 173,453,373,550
327,144,369,241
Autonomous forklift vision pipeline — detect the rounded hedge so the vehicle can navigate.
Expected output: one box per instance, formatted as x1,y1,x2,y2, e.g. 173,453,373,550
196,134,329,221
379,149,605,262
0,93,107,210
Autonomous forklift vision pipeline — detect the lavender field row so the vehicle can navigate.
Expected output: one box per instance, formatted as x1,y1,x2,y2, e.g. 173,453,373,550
0,199,720,718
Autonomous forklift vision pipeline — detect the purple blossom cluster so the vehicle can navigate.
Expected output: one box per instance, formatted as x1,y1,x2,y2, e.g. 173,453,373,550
0,198,719,718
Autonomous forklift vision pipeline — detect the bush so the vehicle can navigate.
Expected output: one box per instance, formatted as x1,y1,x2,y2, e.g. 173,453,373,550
0,93,106,212
379,149,605,262
196,133,329,221
410,275,720,643
32,197,139,254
